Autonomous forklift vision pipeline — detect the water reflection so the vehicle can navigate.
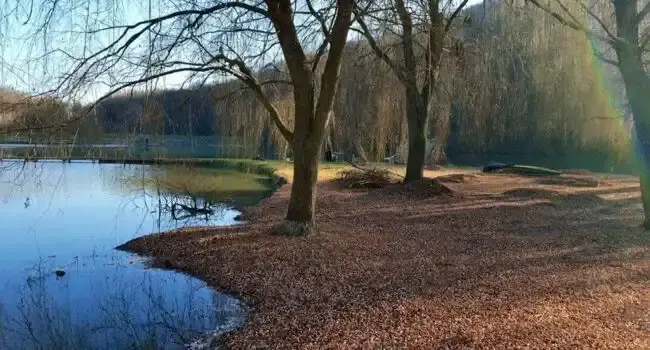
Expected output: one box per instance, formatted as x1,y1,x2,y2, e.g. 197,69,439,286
0,161,249,349
122,182,235,232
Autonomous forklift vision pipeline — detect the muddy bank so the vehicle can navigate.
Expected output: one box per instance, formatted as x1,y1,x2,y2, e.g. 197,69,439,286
119,172,650,349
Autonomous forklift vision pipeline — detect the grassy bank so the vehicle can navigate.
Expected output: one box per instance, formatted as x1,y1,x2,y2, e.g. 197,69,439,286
133,159,351,208
126,166,275,208
115,158,346,209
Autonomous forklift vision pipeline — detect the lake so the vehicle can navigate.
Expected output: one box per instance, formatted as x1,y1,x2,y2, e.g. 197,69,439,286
0,161,268,349
0,136,229,159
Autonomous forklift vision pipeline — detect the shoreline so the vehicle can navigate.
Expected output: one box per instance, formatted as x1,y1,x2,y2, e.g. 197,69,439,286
115,160,290,346
116,185,284,347
115,169,650,348
116,237,255,348
115,192,281,348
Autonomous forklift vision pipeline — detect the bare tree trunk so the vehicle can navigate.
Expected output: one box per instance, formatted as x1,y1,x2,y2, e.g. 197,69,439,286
325,135,334,162
283,134,320,235
430,134,448,165
621,77,650,227
354,138,368,164
640,172,650,228
613,0,650,228
428,94,451,166
405,95,427,182
356,0,462,180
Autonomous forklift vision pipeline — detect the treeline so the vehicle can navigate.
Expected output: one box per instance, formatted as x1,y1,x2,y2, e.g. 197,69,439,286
94,88,219,136
0,89,101,141
1,2,633,171
221,2,630,170
447,3,631,169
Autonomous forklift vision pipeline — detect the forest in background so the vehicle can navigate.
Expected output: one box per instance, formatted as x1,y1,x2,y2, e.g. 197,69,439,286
0,2,635,172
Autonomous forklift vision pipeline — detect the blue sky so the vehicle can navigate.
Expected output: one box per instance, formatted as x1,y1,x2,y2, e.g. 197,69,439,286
1,0,483,103
1,0,164,101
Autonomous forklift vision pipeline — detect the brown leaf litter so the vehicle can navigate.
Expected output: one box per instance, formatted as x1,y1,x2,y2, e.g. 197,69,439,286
120,171,650,349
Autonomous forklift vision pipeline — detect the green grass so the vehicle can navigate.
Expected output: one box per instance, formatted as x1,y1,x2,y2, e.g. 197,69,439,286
208,158,351,182
125,159,352,208
124,165,276,207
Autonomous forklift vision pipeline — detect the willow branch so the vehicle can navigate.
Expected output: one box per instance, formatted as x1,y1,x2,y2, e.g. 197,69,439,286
525,0,620,48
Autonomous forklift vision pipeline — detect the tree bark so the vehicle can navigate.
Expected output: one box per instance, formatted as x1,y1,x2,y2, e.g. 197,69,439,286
613,0,650,228
263,0,352,235
429,137,448,166
354,138,368,164
404,95,427,182
622,77,650,227
641,171,650,228
428,92,451,166
325,135,334,162
282,132,320,235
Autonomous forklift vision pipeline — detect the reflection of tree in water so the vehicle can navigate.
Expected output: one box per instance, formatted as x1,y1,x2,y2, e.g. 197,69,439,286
151,188,230,230
0,256,244,349
115,166,234,233
0,163,243,349
0,161,47,201
164,195,215,222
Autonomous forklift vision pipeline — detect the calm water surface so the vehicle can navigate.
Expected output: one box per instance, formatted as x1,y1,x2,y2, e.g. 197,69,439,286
0,161,250,349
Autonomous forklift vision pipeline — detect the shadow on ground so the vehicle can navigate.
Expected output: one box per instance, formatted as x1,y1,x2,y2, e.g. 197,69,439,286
121,172,650,348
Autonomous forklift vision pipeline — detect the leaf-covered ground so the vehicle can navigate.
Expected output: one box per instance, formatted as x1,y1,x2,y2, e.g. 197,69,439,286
121,170,650,349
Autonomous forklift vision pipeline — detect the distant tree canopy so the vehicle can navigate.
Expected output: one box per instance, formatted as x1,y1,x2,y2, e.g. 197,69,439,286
0,90,97,140
80,1,629,170
94,88,219,136
2,2,631,171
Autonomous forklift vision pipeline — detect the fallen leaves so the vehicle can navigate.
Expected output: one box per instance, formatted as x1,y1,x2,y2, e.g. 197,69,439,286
121,172,650,349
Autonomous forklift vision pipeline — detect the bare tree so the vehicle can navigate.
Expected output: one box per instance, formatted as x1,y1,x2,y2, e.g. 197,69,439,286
523,0,650,228
11,0,355,235
354,0,470,181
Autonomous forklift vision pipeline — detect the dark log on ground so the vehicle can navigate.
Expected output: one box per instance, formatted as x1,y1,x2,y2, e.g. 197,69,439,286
482,161,514,173
483,162,561,176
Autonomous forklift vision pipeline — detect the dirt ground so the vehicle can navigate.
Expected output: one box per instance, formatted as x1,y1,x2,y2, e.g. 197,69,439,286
121,169,650,349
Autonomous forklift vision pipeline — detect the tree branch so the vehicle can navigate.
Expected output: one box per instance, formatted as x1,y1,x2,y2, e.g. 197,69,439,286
394,0,418,91
641,31,650,51
214,79,292,102
579,1,618,44
306,0,331,39
55,2,269,95
307,0,335,73
243,77,294,142
593,51,620,67
313,0,354,134
201,49,295,142
265,0,309,88
350,15,407,82
525,0,620,48
422,0,442,103
637,2,650,25
444,0,470,33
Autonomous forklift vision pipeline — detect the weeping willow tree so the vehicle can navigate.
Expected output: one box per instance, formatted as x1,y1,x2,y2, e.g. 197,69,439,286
449,1,629,163
212,1,628,170
521,0,650,225
213,77,294,159
333,44,407,162
7,0,631,175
